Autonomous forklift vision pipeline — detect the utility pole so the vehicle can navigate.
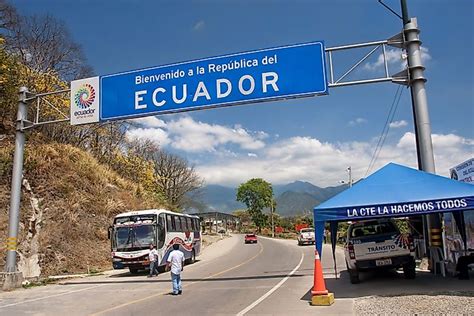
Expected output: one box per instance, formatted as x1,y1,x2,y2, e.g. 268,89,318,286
271,199,275,238
347,166,353,188
3,87,28,290
401,0,442,250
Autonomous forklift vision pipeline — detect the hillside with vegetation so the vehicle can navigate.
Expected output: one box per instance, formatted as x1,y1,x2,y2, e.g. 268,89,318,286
0,1,202,278
0,143,162,276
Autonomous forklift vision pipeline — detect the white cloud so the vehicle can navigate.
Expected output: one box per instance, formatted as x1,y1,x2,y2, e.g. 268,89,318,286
167,117,265,152
130,116,166,128
364,47,432,71
193,20,205,31
396,132,474,175
125,116,266,153
389,120,408,128
420,47,432,63
126,127,170,146
349,117,368,126
196,131,473,187
125,117,472,187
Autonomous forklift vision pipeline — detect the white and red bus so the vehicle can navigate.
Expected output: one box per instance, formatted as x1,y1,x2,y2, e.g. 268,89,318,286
109,209,201,273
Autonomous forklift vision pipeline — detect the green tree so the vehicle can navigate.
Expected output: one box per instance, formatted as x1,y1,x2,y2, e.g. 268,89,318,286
236,178,273,233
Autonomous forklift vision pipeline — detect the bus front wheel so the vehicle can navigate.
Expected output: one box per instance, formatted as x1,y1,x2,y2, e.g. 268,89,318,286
129,267,139,274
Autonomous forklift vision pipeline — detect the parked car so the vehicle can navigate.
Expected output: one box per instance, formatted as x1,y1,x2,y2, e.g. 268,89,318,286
297,228,315,246
244,234,258,244
344,218,416,284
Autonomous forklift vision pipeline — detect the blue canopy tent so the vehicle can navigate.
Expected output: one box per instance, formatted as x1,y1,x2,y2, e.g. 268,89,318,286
313,163,474,260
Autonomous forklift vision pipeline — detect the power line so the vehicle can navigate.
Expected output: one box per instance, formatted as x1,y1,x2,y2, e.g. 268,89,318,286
365,86,404,177
377,0,403,20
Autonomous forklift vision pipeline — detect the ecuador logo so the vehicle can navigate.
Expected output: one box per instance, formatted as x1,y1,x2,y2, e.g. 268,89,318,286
74,83,96,109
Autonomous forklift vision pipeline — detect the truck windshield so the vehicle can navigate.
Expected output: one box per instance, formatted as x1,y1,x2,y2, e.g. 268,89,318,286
351,221,398,238
115,225,156,251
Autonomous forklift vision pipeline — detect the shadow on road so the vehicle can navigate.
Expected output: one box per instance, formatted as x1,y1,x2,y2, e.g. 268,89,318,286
60,273,306,286
300,269,474,302
107,260,204,278
263,268,314,274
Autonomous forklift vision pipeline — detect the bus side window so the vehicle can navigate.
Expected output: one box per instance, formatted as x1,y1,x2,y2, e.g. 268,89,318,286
167,214,175,232
184,217,189,231
183,217,188,231
157,214,165,249
187,218,192,231
174,215,181,232
190,218,195,231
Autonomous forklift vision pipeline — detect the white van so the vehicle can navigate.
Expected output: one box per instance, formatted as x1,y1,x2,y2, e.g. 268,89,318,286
344,218,416,284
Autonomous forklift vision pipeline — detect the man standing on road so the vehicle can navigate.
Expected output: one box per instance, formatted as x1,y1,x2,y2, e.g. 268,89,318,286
166,244,185,295
148,244,159,277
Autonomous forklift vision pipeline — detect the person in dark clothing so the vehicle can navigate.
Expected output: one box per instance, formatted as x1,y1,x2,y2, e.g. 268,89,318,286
456,253,474,280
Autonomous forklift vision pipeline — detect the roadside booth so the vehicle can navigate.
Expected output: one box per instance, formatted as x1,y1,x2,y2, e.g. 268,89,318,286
313,163,474,275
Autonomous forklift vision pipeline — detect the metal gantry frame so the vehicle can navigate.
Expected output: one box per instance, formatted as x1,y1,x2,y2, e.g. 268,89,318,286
24,35,410,131
326,33,407,88
21,89,71,131
19,32,410,130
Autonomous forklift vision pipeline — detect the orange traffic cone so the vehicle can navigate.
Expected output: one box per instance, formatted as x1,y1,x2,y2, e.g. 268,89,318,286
310,249,334,306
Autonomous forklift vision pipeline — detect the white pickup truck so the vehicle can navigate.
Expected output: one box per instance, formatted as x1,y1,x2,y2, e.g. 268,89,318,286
344,218,416,284
297,228,315,246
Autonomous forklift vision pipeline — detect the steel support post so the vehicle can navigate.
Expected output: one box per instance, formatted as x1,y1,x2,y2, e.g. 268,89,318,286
404,18,442,248
5,87,28,273
271,201,274,238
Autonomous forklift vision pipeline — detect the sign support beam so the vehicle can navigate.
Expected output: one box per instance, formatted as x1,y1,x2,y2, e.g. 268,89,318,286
2,87,28,289
401,0,442,251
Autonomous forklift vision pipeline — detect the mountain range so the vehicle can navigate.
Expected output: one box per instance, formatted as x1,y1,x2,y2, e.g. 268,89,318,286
191,181,347,217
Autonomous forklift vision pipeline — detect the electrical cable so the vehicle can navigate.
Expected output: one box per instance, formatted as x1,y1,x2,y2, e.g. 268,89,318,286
365,86,404,177
365,86,400,176
377,0,403,20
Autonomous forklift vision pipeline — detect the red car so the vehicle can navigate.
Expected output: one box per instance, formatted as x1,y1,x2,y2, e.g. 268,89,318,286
244,234,257,244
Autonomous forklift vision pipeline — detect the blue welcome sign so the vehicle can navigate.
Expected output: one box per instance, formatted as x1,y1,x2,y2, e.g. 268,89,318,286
96,42,327,122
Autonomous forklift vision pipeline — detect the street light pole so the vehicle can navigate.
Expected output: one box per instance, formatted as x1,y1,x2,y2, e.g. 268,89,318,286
348,166,353,188
400,0,442,249
271,199,275,238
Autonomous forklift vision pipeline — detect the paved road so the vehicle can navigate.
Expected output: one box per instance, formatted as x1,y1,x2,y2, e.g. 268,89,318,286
0,235,349,315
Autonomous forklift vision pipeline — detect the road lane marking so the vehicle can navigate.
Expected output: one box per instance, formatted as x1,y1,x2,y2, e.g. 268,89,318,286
236,251,305,316
0,284,107,309
90,241,264,316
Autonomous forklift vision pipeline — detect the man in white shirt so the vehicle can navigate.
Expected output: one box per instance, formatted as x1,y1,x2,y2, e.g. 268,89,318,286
166,244,185,295
148,244,159,277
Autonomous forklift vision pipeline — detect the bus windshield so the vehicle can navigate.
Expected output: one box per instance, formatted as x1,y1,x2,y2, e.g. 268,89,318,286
115,225,156,251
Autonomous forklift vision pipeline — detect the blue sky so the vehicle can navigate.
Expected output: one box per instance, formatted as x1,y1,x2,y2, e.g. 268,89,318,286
13,0,473,187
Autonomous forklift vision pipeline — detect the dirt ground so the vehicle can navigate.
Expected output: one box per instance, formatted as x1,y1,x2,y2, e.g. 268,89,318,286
202,232,231,249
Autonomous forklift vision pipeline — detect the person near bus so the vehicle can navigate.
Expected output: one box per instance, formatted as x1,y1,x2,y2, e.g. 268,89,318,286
166,243,185,295
148,244,159,277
